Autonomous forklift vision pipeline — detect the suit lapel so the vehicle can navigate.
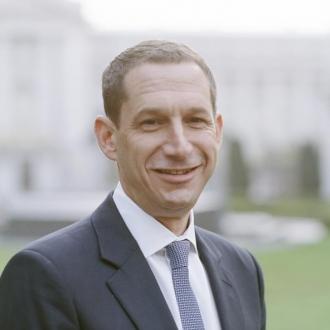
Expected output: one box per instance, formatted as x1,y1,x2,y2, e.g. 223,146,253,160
196,228,246,330
91,194,177,330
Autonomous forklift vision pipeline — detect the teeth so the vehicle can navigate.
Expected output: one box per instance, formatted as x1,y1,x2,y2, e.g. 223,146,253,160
157,168,193,175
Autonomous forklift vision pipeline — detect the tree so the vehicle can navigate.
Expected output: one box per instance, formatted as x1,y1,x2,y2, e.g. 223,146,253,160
228,139,249,196
297,143,320,197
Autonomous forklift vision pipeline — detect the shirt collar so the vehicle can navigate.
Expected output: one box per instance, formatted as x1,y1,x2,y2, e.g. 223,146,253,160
113,182,197,258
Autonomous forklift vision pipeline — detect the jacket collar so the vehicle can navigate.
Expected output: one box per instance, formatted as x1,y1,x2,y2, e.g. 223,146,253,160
91,193,177,330
196,228,246,330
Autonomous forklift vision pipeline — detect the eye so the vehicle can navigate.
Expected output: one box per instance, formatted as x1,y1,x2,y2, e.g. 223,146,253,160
187,116,210,128
142,119,157,125
190,117,204,123
140,118,163,131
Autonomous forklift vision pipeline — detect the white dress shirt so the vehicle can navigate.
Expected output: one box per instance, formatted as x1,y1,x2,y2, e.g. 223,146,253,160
113,183,221,330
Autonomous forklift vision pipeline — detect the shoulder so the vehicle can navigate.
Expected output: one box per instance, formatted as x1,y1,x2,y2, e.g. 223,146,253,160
196,226,261,273
25,216,95,261
196,228,266,329
2,214,100,285
14,192,116,266
0,215,101,307
196,226,250,256
0,222,90,329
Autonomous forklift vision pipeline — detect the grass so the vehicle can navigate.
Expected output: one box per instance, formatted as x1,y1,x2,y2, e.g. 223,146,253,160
229,196,330,227
255,236,330,330
229,196,330,329
0,247,20,274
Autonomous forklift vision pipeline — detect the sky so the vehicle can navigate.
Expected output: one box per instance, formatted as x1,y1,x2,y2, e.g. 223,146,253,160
76,0,330,34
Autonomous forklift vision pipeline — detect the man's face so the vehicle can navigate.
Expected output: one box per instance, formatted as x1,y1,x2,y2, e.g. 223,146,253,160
109,62,222,220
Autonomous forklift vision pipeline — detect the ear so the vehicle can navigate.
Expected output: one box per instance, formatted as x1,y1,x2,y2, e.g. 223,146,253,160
94,115,118,161
215,113,224,145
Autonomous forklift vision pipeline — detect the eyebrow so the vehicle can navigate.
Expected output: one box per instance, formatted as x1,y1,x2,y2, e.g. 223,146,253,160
135,107,211,117
135,108,165,116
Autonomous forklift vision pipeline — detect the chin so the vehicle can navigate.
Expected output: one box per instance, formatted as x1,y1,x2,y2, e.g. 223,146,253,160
160,190,199,210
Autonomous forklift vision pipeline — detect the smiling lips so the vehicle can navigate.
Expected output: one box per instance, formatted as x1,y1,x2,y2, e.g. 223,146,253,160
155,166,199,175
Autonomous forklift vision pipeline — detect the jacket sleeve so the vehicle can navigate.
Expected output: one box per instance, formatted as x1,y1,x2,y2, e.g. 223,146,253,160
0,249,79,330
249,252,266,330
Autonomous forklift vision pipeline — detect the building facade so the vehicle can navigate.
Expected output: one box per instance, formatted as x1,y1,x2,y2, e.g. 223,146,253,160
1,0,329,207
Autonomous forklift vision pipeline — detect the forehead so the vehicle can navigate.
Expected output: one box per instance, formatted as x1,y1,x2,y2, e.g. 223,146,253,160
122,62,211,103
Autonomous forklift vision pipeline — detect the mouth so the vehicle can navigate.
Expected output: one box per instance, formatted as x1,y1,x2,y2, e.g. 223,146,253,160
154,166,200,175
151,165,201,184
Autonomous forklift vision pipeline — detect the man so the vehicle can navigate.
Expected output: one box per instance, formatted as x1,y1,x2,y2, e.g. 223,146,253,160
0,40,265,330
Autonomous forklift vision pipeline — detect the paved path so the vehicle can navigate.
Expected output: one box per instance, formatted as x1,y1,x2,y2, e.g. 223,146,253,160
220,212,328,250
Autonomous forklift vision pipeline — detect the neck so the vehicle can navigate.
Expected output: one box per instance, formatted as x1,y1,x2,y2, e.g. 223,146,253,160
118,182,192,236
155,213,190,236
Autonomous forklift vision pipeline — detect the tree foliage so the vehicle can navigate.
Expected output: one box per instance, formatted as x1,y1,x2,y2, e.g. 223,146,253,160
228,139,249,196
297,143,320,196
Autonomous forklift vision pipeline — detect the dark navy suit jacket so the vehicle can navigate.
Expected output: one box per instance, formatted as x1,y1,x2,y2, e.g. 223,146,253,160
0,193,266,330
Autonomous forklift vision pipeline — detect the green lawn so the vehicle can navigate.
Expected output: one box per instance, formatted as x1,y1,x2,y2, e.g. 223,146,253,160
255,236,330,330
1,237,330,329
230,196,330,328
0,247,19,274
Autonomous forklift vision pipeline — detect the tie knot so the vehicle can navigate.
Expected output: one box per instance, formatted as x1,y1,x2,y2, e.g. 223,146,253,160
166,240,190,270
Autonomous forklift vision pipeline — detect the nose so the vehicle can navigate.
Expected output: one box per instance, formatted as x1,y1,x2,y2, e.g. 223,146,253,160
162,120,193,159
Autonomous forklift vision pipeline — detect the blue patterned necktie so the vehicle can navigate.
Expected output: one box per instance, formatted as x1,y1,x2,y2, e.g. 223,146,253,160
166,240,205,330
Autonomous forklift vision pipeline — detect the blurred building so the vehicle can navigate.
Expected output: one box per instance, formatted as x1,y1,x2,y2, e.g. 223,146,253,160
0,0,329,207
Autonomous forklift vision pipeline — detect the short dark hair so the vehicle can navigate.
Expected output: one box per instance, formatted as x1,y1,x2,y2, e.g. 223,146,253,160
102,40,217,126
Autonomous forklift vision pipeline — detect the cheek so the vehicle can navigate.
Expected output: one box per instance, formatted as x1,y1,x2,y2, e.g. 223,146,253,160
121,138,159,170
133,136,163,156
195,133,219,154
116,138,139,170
